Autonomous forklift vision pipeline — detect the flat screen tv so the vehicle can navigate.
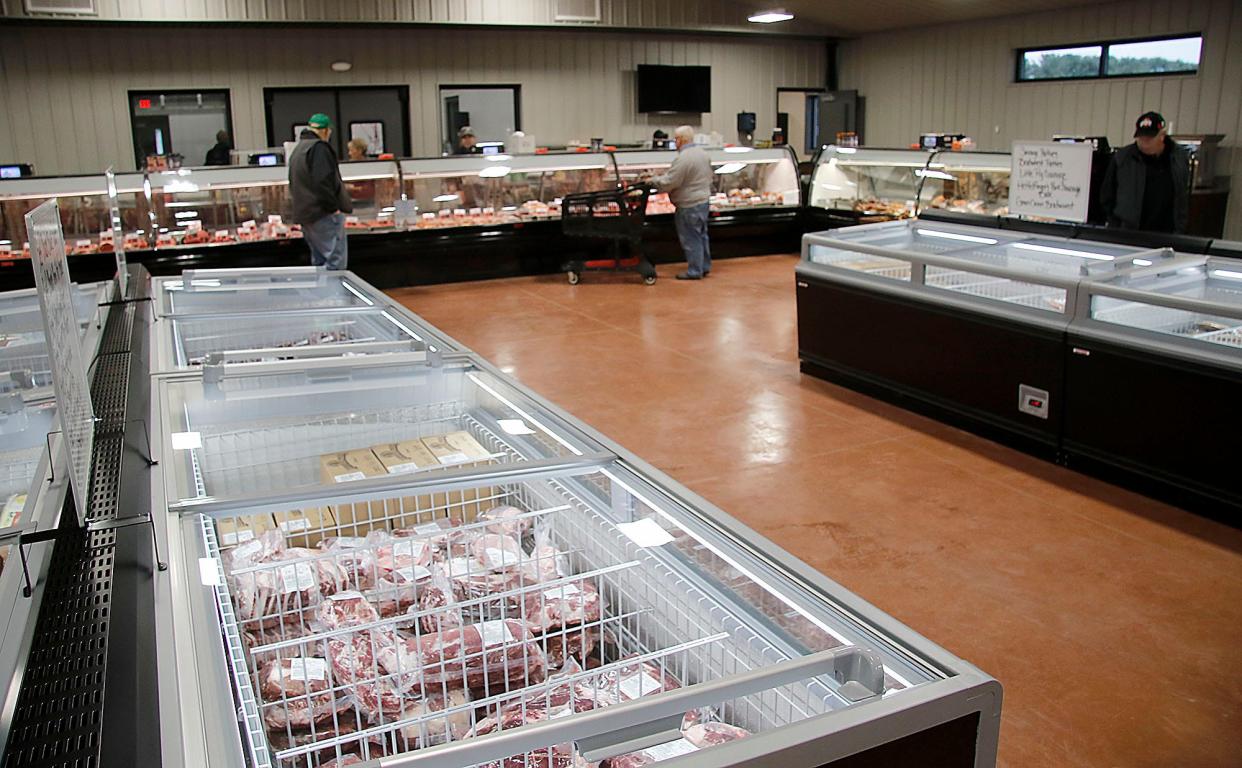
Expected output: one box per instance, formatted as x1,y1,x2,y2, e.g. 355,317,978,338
637,65,711,113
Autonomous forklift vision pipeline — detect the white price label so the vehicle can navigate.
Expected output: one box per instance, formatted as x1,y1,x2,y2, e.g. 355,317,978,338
230,538,263,562
279,562,316,594
235,529,256,544
396,565,432,583
447,557,475,577
413,522,443,535
541,583,582,602
334,471,367,483
484,547,520,569
617,518,675,548
477,620,514,647
435,452,471,465
280,517,311,533
619,671,665,700
215,229,230,238
498,419,536,435
642,739,698,760
386,462,423,475
330,536,368,549
394,539,428,562
287,657,328,682
198,557,222,586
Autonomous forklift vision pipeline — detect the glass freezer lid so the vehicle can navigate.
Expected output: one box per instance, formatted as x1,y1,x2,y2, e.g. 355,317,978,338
192,458,942,768
1087,258,1242,350
161,307,444,370
0,399,55,513
158,356,611,504
152,268,387,316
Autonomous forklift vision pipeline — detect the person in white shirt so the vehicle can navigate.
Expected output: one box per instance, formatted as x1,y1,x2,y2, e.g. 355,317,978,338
653,125,713,280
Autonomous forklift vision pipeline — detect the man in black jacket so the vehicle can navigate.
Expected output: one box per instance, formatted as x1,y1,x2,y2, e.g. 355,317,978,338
288,113,353,270
204,130,231,165
1100,111,1191,234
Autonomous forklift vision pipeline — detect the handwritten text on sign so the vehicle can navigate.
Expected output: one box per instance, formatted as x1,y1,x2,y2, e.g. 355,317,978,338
1008,141,1093,223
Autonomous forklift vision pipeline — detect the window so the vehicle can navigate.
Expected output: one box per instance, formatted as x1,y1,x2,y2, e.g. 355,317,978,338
128,89,233,170
1016,34,1201,82
439,85,521,155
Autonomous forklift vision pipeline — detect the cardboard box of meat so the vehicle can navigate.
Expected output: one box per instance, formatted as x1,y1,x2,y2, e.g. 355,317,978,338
320,449,390,531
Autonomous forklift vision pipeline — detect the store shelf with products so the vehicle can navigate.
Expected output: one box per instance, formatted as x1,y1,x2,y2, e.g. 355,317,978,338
796,219,1175,454
804,147,1011,231
0,148,804,292
797,218,1242,513
117,266,1002,768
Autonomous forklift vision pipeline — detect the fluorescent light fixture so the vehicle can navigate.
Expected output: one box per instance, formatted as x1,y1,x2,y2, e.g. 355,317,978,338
748,9,794,23
478,165,512,178
1212,269,1242,280
380,206,396,213
1132,258,1153,266
330,60,353,72
164,180,199,193
714,162,747,175
914,169,956,181
723,146,754,153
835,146,858,154
1012,242,1115,261
915,228,998,245
485,154,512,162
0,240,11,245
432,193,460,203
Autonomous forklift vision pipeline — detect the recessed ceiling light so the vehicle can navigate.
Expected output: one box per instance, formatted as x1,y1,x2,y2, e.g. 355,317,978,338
330,61,353,72
748,9,794,23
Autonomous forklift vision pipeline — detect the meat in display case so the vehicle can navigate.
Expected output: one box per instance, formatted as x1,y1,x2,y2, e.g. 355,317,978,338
797,219,1172,452
611,147,801,216
149,328,1000,766
1063,255,1242,509
0,171,148,259
806,147,1011,225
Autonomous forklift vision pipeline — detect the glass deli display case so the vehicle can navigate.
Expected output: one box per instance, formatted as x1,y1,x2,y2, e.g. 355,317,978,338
807,147,1012,224
1063,255,1242,509
142,269,1000,768
0,172,147,259
612,147,801,216
797,218,1171,452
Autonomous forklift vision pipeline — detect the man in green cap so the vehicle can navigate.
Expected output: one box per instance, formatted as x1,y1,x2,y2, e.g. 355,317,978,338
288,112,353,269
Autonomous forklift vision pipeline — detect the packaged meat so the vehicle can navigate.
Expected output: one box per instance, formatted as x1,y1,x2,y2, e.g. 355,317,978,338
391,516,467,553
366,688,472,750
471,533,524,572
266,713,366,764
542,627,598,670
242,622,315,666
371,531,434,575
320,756,365,767
319,539,380,591
471,660,615,738
316,591,381,630
416,566,464,634
602,722,750,768
480,745,591,768
683,721,751,747
478,504,531,539
377,619,547,694
368,563,433,624
257,656,343,730
524,580,601,634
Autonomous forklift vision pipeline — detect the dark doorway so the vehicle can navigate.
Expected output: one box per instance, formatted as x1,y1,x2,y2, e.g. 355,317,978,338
128,89,233,170
264,85,411,159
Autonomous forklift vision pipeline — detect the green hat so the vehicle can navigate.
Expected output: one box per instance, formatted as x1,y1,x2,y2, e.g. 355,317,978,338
308,113,332,129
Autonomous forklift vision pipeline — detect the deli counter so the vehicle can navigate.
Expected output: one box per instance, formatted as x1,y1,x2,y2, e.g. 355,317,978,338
796,218,1241,512
805,147,1011,229
0,148,803,291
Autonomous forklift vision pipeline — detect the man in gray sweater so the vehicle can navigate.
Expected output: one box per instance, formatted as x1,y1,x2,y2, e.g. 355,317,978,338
653,125,713,280
288,113,353,270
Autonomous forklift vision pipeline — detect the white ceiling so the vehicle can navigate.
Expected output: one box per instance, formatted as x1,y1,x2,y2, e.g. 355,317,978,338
729,0,1119,36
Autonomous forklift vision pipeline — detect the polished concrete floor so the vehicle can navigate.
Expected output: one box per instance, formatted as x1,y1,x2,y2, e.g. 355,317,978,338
389,254,1242,768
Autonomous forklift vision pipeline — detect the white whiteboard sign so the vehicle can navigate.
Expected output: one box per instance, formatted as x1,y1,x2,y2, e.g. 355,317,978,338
1009,141,1093,223
27,199,95,525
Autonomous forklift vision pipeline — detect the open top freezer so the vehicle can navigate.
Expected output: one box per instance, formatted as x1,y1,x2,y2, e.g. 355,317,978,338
156,446,992,768
153,307,446,373
1,282,109,400
801,219,1173,322
156,355,611,506
151,267,392,318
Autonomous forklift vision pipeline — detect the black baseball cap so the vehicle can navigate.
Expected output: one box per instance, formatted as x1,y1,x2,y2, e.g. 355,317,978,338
1134,111,1166,137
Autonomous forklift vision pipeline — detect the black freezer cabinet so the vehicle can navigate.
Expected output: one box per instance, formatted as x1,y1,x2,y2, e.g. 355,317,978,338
1063,256,1242,511
796,219,1173,454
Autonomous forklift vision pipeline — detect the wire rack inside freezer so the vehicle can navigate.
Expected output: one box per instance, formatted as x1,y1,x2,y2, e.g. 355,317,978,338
171,311,422,367
1090,298,1242,349
199,428,885,767
924,266,1068,313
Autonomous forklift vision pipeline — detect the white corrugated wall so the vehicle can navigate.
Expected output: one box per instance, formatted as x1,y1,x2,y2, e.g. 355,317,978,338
0,24,827,175
838,0,1242,237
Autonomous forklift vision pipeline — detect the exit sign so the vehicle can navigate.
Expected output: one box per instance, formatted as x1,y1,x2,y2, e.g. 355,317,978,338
138,98,152,109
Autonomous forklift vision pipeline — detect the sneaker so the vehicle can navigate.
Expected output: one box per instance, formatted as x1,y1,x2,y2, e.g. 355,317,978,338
675,271,702,280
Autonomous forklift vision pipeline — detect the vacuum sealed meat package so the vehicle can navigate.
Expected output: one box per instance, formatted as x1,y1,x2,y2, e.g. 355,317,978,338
316,591,381,631
377,619,547,693
257,656,344,730
478,505,532,539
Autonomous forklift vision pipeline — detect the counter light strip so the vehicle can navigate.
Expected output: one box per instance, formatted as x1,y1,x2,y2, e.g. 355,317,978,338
598,467,916,691
379,310,424,342
1212,269,1242,280
340,280,374,306
1012,242,1115,261
465,372,583,456
915,229,998,245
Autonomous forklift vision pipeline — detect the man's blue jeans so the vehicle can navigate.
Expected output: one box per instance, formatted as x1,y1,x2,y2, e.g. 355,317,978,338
674,202,711,277
304,212,348,270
